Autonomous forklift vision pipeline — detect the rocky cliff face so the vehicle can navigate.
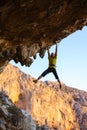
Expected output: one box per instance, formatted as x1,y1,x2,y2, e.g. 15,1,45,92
0,0,87,71
0,64,87,130
0,90,36,130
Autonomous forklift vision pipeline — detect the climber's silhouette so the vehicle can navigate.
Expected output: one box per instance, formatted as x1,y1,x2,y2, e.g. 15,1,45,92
34,43,61,89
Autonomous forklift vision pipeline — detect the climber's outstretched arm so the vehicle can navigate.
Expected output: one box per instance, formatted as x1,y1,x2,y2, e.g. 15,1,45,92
55,43,58,57
47,49,50,57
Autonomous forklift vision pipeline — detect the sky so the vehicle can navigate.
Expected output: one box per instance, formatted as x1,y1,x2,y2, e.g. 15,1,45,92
10,26,87,91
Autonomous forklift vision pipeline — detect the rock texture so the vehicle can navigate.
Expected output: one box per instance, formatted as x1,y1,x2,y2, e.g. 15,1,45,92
0,90,36,130
0,0,87,71
0,64,87,130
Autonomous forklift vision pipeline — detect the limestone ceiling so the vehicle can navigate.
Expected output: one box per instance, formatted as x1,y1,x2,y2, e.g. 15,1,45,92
0,0,87,72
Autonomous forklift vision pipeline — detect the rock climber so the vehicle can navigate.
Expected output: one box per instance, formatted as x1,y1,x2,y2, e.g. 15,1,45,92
34,43,61,89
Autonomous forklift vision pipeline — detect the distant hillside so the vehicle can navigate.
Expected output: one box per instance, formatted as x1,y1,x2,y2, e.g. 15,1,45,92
0,63,87,130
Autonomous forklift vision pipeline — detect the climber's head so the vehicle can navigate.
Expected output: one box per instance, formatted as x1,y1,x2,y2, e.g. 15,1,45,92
51,53,55,57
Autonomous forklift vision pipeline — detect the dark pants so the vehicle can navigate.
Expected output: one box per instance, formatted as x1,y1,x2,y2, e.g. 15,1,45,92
41,67,60,80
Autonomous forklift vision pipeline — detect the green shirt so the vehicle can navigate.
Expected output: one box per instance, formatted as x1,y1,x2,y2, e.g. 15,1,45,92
48,56,57,68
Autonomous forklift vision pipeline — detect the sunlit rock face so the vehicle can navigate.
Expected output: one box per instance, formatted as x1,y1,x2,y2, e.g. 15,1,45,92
0,0,87,71
0,91,36,130
0,64,87,129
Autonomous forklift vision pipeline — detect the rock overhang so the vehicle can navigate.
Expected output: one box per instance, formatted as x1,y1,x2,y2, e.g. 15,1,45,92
0,0,87,72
